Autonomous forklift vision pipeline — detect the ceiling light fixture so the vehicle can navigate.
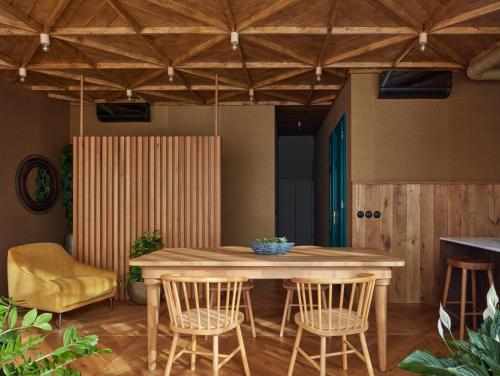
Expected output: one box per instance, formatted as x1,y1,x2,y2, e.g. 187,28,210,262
126,89,133,102
19,67,27,82
168,66,175,82
315,66,322,82
249,88,254,102
40,33,50,52
231,31,239,51
419,32,427,52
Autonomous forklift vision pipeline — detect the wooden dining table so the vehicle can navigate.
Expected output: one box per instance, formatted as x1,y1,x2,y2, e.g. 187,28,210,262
129,246,405,372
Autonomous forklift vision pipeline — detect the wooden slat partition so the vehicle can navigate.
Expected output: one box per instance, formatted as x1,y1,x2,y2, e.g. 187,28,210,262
352,183,500,304
73,136,221,299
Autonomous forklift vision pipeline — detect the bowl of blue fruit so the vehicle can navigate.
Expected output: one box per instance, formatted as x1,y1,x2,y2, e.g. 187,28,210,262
250,237,295,255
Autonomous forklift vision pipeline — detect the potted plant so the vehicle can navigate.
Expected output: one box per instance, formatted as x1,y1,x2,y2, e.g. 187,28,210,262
60,144,73,254
399,285,499,375
127,230,163,305
0,297,110,374
250,236,295,255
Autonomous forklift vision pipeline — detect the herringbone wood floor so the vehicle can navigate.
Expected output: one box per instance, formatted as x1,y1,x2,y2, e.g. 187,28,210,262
43,280,445,375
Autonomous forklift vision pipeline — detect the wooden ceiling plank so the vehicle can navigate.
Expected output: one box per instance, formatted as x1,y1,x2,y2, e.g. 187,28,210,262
237,0,301,31
260,90,305,105
254,68,311,88
366,0,420,28
311,93,336,104
325,35,413,65
245,36,315,65
146,0,228,31
136,90,198,104
177,68,245,88
33,68,123,88
0,0,42,32
48,92,92,103
173,34,226,66
433,27,500,35
131,69,166,88
431,2,500,31
423,0,456,32
260,84,340,90
176,71,205,104
393,38,417,66
428,38,466,66
44,0,72,33
54,35,165,66
207,90,243,104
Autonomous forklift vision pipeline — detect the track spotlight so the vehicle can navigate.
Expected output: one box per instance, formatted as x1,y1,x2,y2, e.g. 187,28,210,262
126,89,133,102
19,67,27,82
315,66,322,82
419,32,428,52
40,33,50,52
168,66,175,82
231,31,239,51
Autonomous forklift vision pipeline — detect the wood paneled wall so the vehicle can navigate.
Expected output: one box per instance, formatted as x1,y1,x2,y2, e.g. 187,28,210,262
73,136,221,298
352,183,500,304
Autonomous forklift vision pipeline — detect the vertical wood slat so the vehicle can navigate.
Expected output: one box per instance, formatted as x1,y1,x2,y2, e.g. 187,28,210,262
352,182,500,304
73,136,221,299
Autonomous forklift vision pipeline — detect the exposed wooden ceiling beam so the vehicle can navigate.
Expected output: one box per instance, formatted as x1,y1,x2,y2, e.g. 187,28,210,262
176,71,205,104
32,69,123,88
428,38,466,67
51,26,224,36
393,38,417,66
207,90,243,105
254,68,311,88
423,0,456,32
54,35,165,66
430,2,500,32
311,93,337,104
145,0,228,31
173,34,226,66
432,27,500,35
131,69,166,88
260,90,305,105
0,0,42,32
48,92,92,103
0,52,18,67
325,35,413,65
366,0,420,28
44,0,72,33
237,0,300,31
136,90,199,104
178,68,245,88
245,36,315,65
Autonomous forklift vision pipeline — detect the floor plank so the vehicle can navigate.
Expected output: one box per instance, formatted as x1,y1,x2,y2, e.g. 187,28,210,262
44,280,445,375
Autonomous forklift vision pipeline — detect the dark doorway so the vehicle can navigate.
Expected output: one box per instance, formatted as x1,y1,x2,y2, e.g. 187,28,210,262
276,106,330,245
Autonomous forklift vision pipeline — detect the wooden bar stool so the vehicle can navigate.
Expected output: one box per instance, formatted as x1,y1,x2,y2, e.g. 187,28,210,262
161,275,251,376
442,257,494,340
287,274,377,376
210,281,256,337
280,280,327,337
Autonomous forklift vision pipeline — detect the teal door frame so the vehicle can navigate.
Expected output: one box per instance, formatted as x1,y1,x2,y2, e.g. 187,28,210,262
329,114,347,247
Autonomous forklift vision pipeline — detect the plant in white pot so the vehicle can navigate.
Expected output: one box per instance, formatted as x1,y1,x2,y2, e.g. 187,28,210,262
127,230,162,305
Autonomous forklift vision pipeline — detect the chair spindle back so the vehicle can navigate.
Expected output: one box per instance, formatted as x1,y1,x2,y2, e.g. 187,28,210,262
161,275,247,331
293,274,376,334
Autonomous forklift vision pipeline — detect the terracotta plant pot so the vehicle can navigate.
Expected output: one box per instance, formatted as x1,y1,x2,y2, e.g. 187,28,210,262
127,282,147,306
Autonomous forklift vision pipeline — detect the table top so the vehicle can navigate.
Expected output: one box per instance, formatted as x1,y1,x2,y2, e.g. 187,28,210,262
441,237,500,253
129,246,405,267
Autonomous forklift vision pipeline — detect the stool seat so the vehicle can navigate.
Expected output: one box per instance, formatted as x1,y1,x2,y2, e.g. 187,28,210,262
446,257,494,271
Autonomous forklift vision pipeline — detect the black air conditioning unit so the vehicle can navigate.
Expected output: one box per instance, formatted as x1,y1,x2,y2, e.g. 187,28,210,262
379,70,452,99
96,103,150,122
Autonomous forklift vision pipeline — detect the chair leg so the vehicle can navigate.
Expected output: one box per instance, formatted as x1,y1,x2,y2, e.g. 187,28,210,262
359,332,374,376
164,332,179,376
460,268,468,340
320,336,326,376
442,265,452,307
280,290,292,337
236,325,251,376
244,291,256,338
341,335,348,370
471,270,477,330
213,335,219,376
242,291,250,322
191,335,197,371
287,326,303,376
287,290,294,321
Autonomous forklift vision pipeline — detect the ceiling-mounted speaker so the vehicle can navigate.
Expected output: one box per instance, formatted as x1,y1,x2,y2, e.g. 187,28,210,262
379,70,452,99
96,103,150,122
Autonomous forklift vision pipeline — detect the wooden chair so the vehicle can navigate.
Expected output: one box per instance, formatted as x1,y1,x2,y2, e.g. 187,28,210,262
161,275,251,376
287,274,377,376
442,257,495,339
210,281,256,337
280,280,327,337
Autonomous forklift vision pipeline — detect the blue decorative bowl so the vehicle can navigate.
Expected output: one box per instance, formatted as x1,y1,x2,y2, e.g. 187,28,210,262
250,242,295,255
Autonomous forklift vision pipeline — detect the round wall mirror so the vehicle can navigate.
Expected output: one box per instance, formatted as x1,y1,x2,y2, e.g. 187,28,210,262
16,155,59,214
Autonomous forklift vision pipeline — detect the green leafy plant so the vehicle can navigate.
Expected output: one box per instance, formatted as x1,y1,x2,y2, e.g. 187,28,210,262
0,297,110,375
128,231,163,284
34,168,52,202
60,145,73,232
399,285,500,375
254,237,289,244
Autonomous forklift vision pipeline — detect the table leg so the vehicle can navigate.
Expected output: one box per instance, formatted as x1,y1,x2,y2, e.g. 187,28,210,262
146,279,161,371
374,281,388,372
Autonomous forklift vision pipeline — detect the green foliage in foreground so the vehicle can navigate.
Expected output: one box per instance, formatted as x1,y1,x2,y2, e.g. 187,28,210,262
0,297,110,375
399,285,500,376
254,237,289,244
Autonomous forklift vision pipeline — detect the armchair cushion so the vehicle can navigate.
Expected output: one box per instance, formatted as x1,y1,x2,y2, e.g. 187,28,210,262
8,242,117,313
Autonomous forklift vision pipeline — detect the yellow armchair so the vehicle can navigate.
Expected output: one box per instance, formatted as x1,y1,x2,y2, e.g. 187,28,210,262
7,243,116,315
